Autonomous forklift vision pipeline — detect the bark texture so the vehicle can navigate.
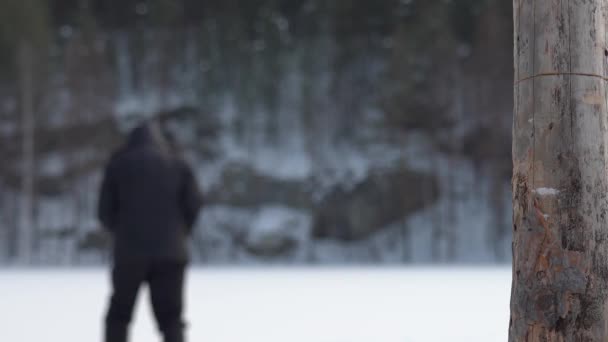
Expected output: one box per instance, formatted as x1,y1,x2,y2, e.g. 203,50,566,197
510,0,608,340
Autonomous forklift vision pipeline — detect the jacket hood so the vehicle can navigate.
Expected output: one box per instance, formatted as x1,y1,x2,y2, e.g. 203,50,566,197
126,122,169,151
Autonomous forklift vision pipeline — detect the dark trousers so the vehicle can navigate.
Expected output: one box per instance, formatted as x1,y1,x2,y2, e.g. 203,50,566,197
104,260,186,342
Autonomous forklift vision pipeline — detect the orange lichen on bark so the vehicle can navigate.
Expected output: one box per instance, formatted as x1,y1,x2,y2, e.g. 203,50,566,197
525,323,566,342
533,198,554,273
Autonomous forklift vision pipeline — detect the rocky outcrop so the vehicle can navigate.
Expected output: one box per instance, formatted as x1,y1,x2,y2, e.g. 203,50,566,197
206,163,439,246
206,163,314,209
312,169,439,241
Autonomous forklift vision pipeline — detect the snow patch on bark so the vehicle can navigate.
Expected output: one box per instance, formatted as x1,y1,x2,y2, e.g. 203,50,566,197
533,188,560,196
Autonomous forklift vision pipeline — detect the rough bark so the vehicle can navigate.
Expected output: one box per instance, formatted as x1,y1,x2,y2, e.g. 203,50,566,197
510,0,608,340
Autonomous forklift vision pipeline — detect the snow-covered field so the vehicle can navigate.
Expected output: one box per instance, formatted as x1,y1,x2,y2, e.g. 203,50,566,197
0,267,511,342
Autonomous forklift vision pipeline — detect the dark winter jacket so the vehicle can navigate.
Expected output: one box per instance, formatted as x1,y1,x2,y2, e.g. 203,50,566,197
98,122,203,262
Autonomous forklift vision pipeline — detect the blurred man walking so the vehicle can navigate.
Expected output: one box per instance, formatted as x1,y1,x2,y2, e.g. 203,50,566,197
98,120,203,342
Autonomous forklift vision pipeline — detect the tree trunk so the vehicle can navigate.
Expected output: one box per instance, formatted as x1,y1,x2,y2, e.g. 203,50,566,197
17,40,35,264
510,0,608,340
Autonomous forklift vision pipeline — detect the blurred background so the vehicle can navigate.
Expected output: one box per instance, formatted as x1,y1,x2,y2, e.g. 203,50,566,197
0,0,513,266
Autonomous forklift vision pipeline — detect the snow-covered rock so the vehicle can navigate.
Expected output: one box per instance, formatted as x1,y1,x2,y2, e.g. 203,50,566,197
244,206,311,258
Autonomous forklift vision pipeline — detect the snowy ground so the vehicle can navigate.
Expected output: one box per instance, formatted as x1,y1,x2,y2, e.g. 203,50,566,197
0,267,511,342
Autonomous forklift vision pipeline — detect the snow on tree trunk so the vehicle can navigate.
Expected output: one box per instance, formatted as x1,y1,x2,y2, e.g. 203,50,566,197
510,0,608,340
17,40,35,264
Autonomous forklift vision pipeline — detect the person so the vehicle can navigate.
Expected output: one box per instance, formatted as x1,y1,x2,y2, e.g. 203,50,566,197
98,120,203,342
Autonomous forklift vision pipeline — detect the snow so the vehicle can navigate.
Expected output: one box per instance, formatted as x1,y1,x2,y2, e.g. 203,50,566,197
533,188,560,196
0,268,511,342
249,206,311,238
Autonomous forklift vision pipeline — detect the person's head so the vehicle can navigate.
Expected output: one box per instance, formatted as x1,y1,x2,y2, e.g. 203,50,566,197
126,119,174,155
116,111,151,135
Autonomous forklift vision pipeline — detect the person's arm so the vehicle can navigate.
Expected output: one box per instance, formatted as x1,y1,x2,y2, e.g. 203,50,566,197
98,159,118,233
179,162,203,235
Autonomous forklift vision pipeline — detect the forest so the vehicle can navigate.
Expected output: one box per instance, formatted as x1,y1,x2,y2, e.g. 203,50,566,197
0,0,513,264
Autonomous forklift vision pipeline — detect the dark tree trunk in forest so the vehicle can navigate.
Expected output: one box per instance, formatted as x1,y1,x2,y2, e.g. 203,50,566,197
17,40,35,264
510,0,608,340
